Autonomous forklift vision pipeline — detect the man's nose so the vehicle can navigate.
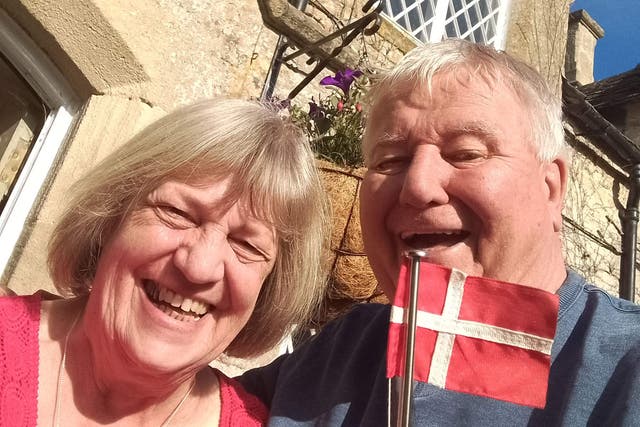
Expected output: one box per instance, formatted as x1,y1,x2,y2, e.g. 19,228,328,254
398,146,449,208
173,230,224,286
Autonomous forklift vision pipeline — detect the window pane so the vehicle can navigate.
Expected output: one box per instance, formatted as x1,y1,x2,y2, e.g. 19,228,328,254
384,0,439,42
0,53,47,211
383,0,507,46
445,0,502,44
388,0,407,17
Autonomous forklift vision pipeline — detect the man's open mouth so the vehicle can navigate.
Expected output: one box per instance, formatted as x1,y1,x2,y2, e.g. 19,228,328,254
401,230,470,250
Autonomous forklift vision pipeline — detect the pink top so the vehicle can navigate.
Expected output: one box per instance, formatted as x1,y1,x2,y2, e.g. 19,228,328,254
0,294,40,427
218,371,268,426
0,295,267,426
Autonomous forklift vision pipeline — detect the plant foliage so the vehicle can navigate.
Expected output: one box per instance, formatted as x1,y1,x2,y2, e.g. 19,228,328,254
290,68,366,168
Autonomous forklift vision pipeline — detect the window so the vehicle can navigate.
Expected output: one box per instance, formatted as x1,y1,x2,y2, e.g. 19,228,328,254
0,9,77,277
381,0,511,49
0,53,48,210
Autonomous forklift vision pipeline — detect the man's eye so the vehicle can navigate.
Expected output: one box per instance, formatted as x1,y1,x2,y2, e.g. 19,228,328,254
446,150,487,165
371,157,408,175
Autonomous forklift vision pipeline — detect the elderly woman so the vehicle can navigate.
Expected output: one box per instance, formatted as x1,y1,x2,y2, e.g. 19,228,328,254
0,98,328,426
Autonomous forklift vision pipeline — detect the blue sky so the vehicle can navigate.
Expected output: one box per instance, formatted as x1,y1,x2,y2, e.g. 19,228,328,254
571,0,640,80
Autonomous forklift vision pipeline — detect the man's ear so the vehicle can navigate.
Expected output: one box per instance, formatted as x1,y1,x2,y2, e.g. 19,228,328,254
544,157,569,232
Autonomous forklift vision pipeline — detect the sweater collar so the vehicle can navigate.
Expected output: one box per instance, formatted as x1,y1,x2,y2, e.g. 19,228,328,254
556,270,587,318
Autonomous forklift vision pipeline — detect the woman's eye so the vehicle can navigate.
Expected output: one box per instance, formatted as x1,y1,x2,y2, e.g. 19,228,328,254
230,239,268,263
155,204,195,228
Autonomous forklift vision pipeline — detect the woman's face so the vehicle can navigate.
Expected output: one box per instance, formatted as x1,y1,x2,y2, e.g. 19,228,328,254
85,177,277,375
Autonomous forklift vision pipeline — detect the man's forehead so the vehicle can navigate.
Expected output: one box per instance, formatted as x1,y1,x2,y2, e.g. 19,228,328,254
367,84,504,137
363,78,527,162
370,70,516,110
365,132,406,154
367,119,499,149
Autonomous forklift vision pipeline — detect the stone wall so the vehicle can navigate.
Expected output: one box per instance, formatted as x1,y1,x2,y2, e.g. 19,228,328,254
505,0,572,96
563,123,628,296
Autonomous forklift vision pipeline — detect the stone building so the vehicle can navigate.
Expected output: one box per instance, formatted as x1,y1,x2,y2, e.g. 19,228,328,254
562,9,640,302
1,1,637,368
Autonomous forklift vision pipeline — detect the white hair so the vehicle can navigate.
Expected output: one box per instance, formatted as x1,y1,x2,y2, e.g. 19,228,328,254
363,39,567,163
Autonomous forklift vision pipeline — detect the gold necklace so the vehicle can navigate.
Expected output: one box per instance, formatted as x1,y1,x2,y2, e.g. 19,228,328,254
52,310,195,427
52,309,80,427
160,379,196,427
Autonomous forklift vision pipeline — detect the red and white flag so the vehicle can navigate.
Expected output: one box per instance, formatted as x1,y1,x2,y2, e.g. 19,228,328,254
387,260,559,408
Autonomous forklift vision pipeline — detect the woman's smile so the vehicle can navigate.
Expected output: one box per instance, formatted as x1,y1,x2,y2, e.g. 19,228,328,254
143,279,211,322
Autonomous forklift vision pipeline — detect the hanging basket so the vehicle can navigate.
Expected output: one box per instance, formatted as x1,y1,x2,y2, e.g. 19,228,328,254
316,159,388,324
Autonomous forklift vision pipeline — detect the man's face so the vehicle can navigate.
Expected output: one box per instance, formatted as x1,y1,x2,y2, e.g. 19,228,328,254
360,74,567,298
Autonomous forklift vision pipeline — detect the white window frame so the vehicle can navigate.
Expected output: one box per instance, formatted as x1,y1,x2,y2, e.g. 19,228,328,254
0,9,78,278
381,0,512,50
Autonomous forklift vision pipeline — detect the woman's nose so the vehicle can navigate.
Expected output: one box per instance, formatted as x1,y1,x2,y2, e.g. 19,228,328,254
172,231,224,286
398,147,450,208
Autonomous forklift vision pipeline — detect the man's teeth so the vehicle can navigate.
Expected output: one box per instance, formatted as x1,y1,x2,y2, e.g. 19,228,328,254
401,231,463,239
401,230,468,250
144,281,210,319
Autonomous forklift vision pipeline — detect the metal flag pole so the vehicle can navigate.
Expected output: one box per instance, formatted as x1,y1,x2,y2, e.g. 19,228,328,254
397,250,426,427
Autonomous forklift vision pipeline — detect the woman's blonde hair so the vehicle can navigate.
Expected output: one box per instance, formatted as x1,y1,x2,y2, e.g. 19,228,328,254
48,98,329,357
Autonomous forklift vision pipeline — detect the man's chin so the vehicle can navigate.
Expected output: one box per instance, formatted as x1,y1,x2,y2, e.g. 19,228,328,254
418,255,481,278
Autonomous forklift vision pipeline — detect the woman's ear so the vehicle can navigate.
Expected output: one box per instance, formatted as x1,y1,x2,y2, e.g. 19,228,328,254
544,157,569,233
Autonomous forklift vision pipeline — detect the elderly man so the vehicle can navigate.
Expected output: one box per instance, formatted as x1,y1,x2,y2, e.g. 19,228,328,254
240,39,640,425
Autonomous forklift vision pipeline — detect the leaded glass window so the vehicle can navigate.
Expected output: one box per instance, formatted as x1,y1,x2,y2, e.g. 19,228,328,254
381,0,511,49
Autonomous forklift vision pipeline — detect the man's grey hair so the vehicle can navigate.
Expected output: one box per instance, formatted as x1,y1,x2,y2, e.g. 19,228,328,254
363,39,567,163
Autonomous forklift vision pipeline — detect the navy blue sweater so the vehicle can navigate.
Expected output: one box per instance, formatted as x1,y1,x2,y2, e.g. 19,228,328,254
240,271,640,426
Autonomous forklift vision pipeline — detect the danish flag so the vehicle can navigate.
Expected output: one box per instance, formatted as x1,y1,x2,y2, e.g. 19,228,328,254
386,260,559,408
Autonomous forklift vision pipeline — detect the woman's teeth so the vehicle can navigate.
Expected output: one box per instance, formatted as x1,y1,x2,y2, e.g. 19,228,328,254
143,281,210,321
158,287,209,315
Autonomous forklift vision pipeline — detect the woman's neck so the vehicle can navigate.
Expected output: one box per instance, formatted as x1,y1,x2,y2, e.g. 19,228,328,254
41,298,221,426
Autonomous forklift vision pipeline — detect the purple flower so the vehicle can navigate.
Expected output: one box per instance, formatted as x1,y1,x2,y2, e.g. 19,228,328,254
308,100,325,120
320,68,363,97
